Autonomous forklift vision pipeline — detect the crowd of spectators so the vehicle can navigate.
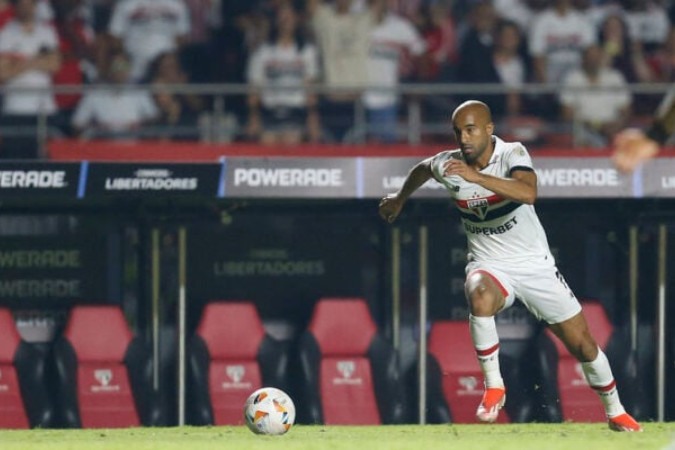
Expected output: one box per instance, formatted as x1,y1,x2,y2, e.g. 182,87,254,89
0,0,673,157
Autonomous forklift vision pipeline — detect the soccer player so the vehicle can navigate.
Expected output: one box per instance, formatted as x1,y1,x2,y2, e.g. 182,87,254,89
378,100,642,431
613,89,675,172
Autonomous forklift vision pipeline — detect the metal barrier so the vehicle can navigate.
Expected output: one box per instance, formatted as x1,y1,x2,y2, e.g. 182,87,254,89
0,81,671,157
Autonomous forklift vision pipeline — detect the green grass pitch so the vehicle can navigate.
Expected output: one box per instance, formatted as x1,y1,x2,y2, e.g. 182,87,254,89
1,423,674,450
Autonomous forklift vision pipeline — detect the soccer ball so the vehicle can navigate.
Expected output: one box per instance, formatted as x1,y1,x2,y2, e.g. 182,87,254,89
244,387,295,435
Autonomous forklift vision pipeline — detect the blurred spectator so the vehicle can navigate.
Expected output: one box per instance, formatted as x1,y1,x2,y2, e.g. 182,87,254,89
306,0,378,142
52,0,97,136
180,0,223,82
493,0,534,32
411,1,457,82
108,0,190,81
245,3,320,144
146,51,205,140
0,0,14,29
622,0,669,54
560,45,631,147
492,20,527,117
649,27,675,81
598,13,653,83
0,0,61,159
455,1,498,105
71,51,158,139
363,0,425,142
529,0,597,84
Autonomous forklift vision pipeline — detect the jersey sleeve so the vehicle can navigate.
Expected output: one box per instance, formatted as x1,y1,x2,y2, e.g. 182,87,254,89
0,27,12,54
108,0,129,38
428,151,455,182
505,144,533,175
72,94,96,129
527,14,547,56
43,25,59,51
246,46,265,85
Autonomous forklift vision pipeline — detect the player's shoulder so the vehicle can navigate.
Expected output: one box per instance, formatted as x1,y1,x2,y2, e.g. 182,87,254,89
495,137,529,156
428,148,460,177
429,148,461,165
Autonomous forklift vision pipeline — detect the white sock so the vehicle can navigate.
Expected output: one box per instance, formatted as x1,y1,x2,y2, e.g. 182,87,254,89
469,314,504,388
581,348,625,418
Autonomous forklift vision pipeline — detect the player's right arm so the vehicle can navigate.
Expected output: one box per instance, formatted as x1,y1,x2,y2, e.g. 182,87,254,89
378,157,434,223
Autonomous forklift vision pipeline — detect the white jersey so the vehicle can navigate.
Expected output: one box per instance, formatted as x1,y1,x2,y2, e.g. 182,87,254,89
109,0,190,80
0,20,59,115
528,9,596,83
246,42,319,109
363,13,425,109
430,136,554,266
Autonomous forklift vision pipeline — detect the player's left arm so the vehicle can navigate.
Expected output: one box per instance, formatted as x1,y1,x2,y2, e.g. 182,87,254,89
443,160,537,204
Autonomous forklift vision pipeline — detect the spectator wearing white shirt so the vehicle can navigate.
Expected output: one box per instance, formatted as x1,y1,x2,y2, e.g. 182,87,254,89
622,0,670,54
108,0,190,81
0,0,61,159
364,1,425,142
246,3,320,144
71,51,158,139
528,0,597,84
560,44,632,147
493,20,527,117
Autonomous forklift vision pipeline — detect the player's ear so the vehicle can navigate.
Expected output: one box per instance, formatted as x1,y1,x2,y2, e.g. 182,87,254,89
486,122,494,135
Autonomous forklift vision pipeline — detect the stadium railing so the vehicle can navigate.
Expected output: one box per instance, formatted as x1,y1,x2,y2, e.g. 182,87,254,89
0,82,671,159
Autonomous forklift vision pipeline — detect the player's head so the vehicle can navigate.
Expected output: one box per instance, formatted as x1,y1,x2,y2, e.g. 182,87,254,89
451,100,494,164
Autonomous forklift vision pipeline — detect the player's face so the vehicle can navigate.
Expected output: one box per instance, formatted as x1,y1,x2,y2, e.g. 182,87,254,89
452,110,494,164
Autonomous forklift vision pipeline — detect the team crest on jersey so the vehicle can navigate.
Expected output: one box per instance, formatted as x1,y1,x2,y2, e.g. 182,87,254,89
467,198,489,219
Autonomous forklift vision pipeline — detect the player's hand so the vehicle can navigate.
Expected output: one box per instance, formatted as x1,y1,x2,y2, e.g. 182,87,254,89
612,128,660,173
443,158,481,182
378,193,404,223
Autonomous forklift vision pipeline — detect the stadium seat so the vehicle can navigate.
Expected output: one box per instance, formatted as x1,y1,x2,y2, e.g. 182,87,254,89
298,297,406,425
186,301,290,425
0,308,54,428
53,305,162,428
536,300,648,422
423,319,538,423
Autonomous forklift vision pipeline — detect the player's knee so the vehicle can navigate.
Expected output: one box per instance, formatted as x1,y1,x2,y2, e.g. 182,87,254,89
465,274,502,316
567,333,599,362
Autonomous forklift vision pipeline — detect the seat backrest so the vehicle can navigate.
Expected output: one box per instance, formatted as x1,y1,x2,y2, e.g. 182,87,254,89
307,298,380,424
428,320,511,423
62,305,139,428
0,309,29,429
544,300,613,422
195,301,266,425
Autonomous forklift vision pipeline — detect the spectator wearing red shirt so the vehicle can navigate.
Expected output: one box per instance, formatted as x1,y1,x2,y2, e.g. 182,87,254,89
52,0,96,136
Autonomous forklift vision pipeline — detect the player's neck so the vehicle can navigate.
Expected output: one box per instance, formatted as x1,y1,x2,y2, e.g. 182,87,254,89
473,139,495,170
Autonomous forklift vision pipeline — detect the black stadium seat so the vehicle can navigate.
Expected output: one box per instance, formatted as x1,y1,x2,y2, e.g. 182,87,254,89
186,301,290,425
536,300,649,422
298,297,406,424
53,305,162,428
0,308,54,428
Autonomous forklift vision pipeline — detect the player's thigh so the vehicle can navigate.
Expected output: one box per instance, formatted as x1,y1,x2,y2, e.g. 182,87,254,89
465,262,516,312
514,265,582,324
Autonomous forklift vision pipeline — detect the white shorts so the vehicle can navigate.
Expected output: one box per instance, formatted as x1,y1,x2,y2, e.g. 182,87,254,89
465,259,582,324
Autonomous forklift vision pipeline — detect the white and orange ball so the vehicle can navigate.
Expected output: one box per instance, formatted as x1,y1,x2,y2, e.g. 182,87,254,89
244,387,295,435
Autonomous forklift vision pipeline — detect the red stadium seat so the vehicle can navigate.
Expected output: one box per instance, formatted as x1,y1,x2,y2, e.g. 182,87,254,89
536,300,648,422
186,301,289,425
53,305,161,428
298,298,406,425
425,320,511,423
0,308,54,429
